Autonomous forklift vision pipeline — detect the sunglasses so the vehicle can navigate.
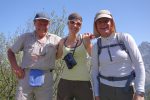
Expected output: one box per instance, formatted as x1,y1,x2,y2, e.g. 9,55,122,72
69,20,82,27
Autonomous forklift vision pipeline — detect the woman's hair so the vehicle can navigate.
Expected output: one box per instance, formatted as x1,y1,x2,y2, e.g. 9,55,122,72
68,13,82,22
110,18,116,33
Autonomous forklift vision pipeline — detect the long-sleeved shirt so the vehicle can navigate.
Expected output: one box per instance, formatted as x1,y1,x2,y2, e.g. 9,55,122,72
91,33,145,96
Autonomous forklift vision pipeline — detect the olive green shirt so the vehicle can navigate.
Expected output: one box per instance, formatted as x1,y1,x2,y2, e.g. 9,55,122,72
61,41,91,81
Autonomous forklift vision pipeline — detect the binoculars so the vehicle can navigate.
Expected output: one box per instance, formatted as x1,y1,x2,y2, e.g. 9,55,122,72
63,53,77,69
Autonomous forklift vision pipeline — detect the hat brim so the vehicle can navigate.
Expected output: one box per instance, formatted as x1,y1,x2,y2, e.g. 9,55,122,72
34,18,50,21
95,14,112,22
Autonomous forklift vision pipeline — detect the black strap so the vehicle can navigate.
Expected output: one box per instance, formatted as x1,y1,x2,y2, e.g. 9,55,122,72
116,33,132,62
98,71,135,81
124,71,135,92
97,38,102,55
97,38,101,66
100,43,123,49
72,40,78,55
64,37,79,56
97,33,132,62
101,43,125,62
107,46,112,61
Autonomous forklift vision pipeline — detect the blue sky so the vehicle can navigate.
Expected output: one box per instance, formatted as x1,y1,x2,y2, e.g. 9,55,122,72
0,0,150,45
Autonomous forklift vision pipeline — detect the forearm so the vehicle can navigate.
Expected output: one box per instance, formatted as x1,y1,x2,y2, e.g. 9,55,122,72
87,43,92,56
7,48,19,69
56,39,64,59
82,34,92,56
85,40,92,56
56,45,63,60
7,48,25,79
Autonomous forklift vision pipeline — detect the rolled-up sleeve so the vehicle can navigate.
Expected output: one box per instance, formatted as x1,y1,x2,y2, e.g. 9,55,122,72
11,34,25,53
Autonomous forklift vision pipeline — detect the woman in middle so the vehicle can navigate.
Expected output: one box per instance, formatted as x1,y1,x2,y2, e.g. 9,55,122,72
56,12,93,100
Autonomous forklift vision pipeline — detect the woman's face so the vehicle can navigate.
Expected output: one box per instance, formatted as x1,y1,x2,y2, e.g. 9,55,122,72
68,19,82,35
95,18,112,38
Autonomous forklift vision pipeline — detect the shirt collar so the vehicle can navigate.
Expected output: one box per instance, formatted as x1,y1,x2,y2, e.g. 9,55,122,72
33,31,49,39
101,33,116,40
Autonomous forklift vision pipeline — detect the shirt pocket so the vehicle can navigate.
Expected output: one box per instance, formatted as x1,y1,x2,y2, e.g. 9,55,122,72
41,44,56,56
24,44,34,54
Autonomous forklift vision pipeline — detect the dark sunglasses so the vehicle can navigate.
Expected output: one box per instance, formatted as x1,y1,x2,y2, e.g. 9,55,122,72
69,20,82,27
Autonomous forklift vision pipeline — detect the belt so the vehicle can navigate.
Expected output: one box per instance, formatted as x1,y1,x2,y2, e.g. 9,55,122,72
24,68,54,72
98,71,135,93
98,71,135,81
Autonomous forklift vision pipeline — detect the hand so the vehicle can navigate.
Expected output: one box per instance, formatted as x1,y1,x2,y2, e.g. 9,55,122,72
82,33,93,56
133,94,144,100
82,33,93,45
95,96,100,100
83,33,92,39
12,66,25,79
83,33,95,39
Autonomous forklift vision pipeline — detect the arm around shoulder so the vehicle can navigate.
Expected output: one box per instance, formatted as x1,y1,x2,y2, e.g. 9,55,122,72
56,38,65,59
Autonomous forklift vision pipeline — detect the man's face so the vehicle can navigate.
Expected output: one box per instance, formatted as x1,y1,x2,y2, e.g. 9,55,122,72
34,19,50,34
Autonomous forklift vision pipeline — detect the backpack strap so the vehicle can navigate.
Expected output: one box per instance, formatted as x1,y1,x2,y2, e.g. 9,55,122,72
96,37,102,89
116,33,132,62
97,37,113,62
97,33,135,93
64,37,79,56
97,37,102,66
97,33,132,65
72,40,79,55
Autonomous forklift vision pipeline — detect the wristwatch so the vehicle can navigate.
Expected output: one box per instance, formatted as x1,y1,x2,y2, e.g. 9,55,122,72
135,91,145,97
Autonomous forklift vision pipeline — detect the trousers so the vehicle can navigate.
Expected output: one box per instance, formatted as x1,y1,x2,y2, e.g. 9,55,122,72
99,83,134,100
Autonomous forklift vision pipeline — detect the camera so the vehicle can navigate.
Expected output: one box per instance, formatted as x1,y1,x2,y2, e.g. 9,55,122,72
63,53,77,69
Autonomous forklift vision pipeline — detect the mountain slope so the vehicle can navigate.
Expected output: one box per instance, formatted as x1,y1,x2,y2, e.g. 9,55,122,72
138,41,150,90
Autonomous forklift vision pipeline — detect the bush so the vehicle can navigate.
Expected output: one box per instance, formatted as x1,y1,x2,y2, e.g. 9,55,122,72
0,10,67,100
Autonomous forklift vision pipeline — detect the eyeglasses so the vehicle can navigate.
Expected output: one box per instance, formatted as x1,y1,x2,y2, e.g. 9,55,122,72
69,20,82,27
